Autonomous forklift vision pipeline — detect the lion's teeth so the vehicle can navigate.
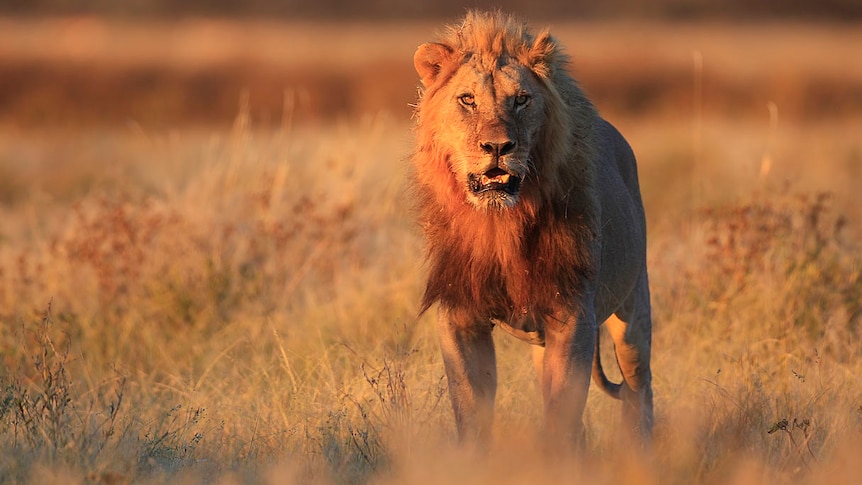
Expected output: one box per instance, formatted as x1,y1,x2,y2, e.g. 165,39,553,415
478,172,512,186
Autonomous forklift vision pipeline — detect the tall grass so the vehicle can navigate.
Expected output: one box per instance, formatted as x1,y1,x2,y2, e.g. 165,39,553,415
1,112,861,484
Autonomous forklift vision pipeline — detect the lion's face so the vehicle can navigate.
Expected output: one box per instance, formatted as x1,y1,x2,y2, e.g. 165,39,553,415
416,45,548,210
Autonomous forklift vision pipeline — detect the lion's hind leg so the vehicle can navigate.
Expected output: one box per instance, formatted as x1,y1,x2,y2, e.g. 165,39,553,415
604,269,654,440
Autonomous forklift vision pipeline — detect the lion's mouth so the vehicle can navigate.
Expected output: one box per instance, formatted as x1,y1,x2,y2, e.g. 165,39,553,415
468,168,522,195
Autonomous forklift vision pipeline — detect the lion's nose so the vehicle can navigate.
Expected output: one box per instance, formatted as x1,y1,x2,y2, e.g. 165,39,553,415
479,140,517,157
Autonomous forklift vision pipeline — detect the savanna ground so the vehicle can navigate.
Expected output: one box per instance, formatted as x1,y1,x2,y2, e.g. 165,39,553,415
1,18,862,485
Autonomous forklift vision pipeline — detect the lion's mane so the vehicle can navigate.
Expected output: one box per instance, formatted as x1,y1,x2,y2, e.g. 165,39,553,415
413,11,601,320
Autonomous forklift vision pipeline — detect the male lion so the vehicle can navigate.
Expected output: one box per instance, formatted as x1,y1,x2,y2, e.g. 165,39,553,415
412,11,653,446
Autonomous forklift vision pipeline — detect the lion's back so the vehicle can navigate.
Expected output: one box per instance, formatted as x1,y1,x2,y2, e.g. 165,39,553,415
594,118,643,206
592,117,648,320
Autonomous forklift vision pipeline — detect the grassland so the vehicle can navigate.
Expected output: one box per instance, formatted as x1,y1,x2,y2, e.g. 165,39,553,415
1,18,862,485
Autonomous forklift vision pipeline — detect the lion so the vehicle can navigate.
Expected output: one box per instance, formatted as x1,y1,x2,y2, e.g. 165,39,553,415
411,10,653,446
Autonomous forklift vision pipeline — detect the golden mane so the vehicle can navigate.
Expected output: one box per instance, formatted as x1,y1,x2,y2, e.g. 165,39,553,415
412,10,600,320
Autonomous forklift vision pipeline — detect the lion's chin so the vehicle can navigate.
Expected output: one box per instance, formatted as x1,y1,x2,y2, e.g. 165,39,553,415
471,191,520,210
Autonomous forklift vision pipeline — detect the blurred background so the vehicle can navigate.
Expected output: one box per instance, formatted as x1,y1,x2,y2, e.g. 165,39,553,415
2,3,862,483
5,0,862,19
2,0,861,129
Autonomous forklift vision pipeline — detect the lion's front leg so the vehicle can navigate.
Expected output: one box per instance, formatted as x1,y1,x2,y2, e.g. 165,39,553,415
540,307,596,447
437,307,497,446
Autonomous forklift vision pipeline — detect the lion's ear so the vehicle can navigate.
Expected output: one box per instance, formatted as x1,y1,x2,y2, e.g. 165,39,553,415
414,42,455,87
528,31,558,78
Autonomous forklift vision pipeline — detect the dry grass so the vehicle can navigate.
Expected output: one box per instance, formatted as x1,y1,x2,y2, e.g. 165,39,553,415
2,108,861,484
1,18,862,485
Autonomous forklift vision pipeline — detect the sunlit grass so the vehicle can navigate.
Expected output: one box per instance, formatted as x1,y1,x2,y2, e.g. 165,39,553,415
1,105,862,483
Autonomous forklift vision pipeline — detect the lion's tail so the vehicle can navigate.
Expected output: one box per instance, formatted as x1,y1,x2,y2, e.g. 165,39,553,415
592,329,622,400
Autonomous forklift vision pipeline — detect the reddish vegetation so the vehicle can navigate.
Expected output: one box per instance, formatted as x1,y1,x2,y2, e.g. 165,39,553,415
1,19,861,128
3,59,862,128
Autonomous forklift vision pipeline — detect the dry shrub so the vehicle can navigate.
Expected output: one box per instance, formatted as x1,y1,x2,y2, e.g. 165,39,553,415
0,116,423,481
648,190,862,483
2,125,369,336
0,301,130,482
694,191,860,344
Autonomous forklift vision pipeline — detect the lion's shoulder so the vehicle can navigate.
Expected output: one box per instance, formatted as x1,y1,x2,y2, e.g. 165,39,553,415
591,118,642,204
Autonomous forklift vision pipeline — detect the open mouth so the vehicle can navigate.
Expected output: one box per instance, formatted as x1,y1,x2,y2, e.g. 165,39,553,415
468,168,522,195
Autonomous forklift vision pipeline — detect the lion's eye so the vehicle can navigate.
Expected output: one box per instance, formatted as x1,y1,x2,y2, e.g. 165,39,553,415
514,94,531,108
458,94,475,107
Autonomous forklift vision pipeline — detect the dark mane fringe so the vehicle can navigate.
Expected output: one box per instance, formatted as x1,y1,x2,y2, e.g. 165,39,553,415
417,175,597,320
414,10,599,321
